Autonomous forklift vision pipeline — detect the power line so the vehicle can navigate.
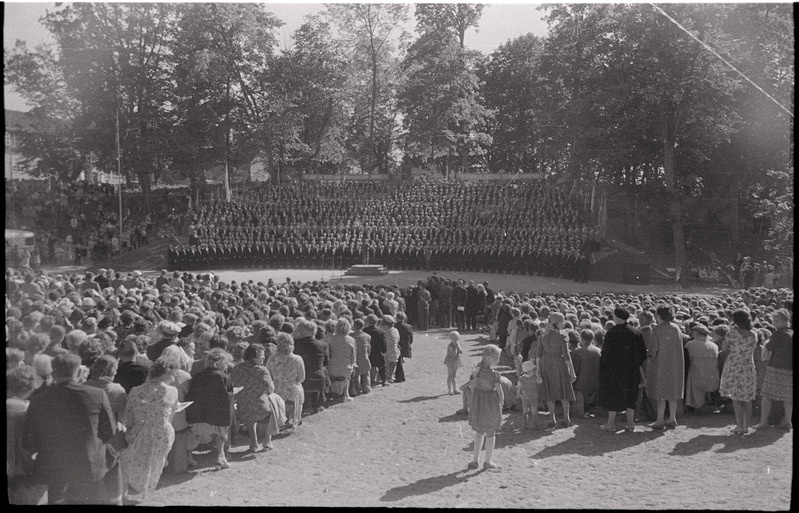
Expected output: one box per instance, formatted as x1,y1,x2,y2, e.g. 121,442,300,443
649,3,793,118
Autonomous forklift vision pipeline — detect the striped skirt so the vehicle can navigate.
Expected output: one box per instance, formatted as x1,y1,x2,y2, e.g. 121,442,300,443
760,366,793,401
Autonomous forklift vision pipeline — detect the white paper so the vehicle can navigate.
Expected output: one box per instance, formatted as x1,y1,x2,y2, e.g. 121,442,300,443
233,387,244,395
175,401,194,413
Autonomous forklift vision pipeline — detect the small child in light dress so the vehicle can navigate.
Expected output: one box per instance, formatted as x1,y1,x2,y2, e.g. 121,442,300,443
516,359,542,431
443,331,464,395
462,344,503,470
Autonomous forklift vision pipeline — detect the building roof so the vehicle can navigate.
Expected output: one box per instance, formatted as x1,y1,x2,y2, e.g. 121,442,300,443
4,109,37,132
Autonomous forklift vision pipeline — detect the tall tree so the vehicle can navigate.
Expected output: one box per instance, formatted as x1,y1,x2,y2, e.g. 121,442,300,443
415,3,485,49
399,3,491,176
541,4,749,283
327,3,408,173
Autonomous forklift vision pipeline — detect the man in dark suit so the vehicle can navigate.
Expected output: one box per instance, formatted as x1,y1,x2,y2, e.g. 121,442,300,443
438,279,453,329
465,280,480,332
452,279,468,332
394,311,414,383
24,353,123,504
292,318,330,413
363,314,387,387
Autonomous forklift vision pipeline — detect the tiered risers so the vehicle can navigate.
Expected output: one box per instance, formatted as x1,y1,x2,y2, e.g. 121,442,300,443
344,264,389,276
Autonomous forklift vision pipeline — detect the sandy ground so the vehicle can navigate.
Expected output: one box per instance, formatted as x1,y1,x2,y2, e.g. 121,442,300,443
39,266,791,508
137,269,791,508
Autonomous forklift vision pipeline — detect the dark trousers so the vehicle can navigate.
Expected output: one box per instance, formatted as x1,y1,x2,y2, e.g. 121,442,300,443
394,356,405,382
454,308,466,332
439,303,451,328
48,462,122,505
465,312,477,331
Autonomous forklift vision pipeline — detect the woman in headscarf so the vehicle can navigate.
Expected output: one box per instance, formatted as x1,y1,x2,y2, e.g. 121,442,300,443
684,323,720,411
647,305,686,429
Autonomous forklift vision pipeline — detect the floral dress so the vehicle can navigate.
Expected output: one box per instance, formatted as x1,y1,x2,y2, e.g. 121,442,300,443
719,326,757,401
467,364,502,434
230,361,273,424
266,353,306,404
120,380,178,498
384,327,400,363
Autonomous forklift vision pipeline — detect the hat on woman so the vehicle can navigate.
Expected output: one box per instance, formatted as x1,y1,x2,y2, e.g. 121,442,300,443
613,307,630,321
382,315,396,325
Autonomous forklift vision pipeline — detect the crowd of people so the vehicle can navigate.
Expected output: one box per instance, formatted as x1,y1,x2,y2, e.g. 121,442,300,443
5,258,793,503
171,181,598,281
5,179,187,267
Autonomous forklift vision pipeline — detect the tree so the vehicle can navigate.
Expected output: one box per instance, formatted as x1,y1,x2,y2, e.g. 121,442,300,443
480,33,549,174
5,42,91,182
540,4,753,284
415,3,485,49
399,4,492,176
327,3,409,174
173,3,286,182
277,15,349,173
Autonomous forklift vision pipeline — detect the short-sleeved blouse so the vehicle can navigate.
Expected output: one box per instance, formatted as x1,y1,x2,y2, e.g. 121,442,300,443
266,353,306,403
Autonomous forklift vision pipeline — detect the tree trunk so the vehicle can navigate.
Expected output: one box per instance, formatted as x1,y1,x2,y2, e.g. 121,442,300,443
662,115,688,287
728,171,740,251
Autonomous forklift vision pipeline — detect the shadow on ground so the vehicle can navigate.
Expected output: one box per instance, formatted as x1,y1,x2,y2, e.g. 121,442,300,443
669,428,788,456
397,394,448,404
527,420,666,458
380,468,484,502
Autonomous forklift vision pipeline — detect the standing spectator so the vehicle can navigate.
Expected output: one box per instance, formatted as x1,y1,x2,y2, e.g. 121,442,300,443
417,284,431,331
465,281,480,332
382,316,401,384
327,318,356,401
647,305,686,429
535,312,577,428
348,319,371,396
24,352,123,504
573,329,601,418
719,309,757,435
292,318,328,413
598,308,647,432
7,365,47,505
754,309,793,430
684,323,720,411
394,311,413,383
364,314,386,388
185,348,235,470
452,280,467,332
120,358,178,501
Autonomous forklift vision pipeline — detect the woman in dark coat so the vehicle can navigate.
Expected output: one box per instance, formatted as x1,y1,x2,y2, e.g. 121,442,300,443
291,318,328,413
185,348,234,470
598,308,647,432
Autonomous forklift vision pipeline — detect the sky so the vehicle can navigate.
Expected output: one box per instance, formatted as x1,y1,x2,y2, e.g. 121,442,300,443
3,1,551,112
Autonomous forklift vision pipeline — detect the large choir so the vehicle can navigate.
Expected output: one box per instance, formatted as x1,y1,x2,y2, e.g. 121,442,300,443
6,263,792,504
169,181,597,281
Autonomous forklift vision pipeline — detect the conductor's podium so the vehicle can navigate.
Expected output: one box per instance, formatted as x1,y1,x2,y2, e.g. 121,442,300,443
344,264,389,276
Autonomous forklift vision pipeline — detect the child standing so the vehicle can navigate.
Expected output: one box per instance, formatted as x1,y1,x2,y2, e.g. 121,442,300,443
516,359,542,431
443,331,464,394
463,344,504,470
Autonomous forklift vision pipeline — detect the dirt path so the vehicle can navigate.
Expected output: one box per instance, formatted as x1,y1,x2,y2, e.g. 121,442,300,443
143,326,792,508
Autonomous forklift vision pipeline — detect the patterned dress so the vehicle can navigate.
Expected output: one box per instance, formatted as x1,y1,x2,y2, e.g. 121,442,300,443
230,361,273,424
467,364,502,434
266,353,306,404
120,380,178,498
536,329,576,402
719,326,757,401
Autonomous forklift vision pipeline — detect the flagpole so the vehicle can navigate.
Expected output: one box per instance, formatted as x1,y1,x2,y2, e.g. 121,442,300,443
116,106,123,244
